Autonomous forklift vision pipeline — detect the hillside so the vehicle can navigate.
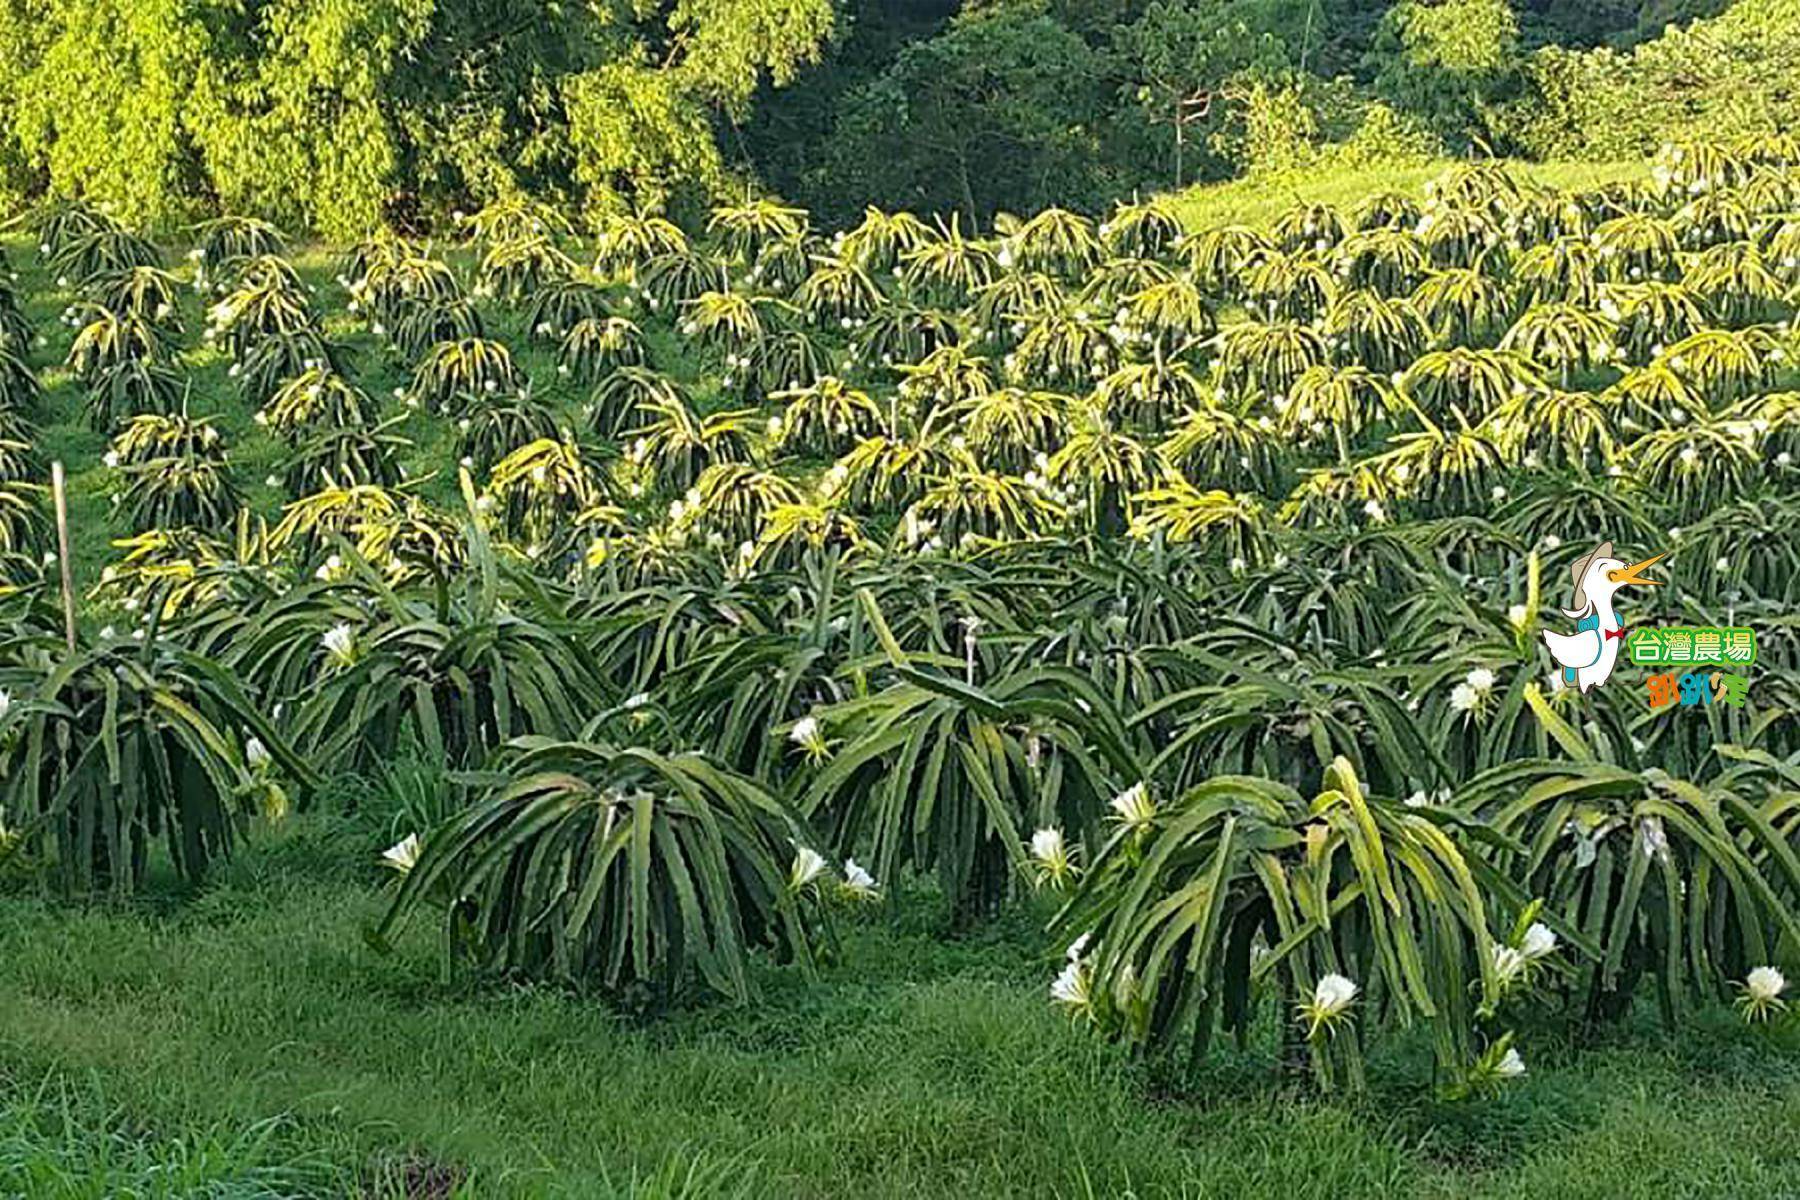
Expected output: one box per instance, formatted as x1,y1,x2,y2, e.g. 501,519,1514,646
1166,157,1650,230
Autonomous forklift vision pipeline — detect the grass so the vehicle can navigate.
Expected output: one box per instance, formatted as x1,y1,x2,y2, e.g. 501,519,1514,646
1166,158,1650,231
3,807,1800,1198
0,1073,334,1199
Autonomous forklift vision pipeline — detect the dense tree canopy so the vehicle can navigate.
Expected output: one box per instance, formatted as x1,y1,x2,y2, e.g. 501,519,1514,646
0,0,834,234
1499,0,1800,160
809,5,1118,226
1372,0,1523,144
0,0,1785,230
750,0,1763,223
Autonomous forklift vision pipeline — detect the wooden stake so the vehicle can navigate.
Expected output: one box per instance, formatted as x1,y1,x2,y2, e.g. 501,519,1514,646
51,461,76,651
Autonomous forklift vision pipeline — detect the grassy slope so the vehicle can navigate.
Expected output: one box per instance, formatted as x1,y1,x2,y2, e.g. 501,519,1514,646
1166,159,1649,231
0,1073,330,1199
7,154,1639,609
4,814,1800,1198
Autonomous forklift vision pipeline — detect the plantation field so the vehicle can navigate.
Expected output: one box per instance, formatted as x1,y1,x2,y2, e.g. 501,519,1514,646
0,156,1670,606
1,234,665,603
4,818,1800,1198
7,136,1800,1200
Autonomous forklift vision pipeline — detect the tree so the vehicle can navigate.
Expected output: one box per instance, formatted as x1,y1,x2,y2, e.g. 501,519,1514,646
3,0,202,229
1372,0,1523,148
0,2,54,211
811,5,1116,226
565,0,834,219
742,0,961,216
0,0,835,234
1116,1,1291,188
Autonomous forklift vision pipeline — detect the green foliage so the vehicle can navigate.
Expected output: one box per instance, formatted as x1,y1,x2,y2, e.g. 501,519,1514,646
524,282,609,343
409,337,522,413
0,613,302,895
109,413,241,530
3,139,1800,1129
13,873,1800,1196
328,586,591,762
1118,0,1291,187
1057,759,1505,1091
189,215,286,268
0,1074,340,1198
458,395,558,474
1463,745,1800,1025
808,6,1118,226
476,235,575,302
375,739,817,1003
1373,0,1524,147
1503,1,1800,160
85,359,184,431
0,0,1737,230
485,437,604,553
0,347,43,412
0,0,835,234
262,369,372,440
287,422,410,493
390,297,484,360
772,376,882,457
804,634,1134,925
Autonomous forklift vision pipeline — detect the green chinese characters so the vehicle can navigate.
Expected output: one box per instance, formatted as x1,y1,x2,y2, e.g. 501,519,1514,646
1627,626,1756,667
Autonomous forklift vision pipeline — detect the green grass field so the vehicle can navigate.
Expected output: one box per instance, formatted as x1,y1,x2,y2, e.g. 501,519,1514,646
1166,159,1648,231
3,805,1800,1198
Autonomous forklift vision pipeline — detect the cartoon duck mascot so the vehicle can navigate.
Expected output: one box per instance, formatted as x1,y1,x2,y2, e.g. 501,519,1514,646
1541,541,1663,693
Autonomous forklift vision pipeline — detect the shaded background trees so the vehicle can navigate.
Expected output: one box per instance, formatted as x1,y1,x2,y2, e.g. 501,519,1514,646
752,0,1764,222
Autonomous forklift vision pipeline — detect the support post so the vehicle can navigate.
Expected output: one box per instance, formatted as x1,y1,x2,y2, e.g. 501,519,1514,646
51,461,76,651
